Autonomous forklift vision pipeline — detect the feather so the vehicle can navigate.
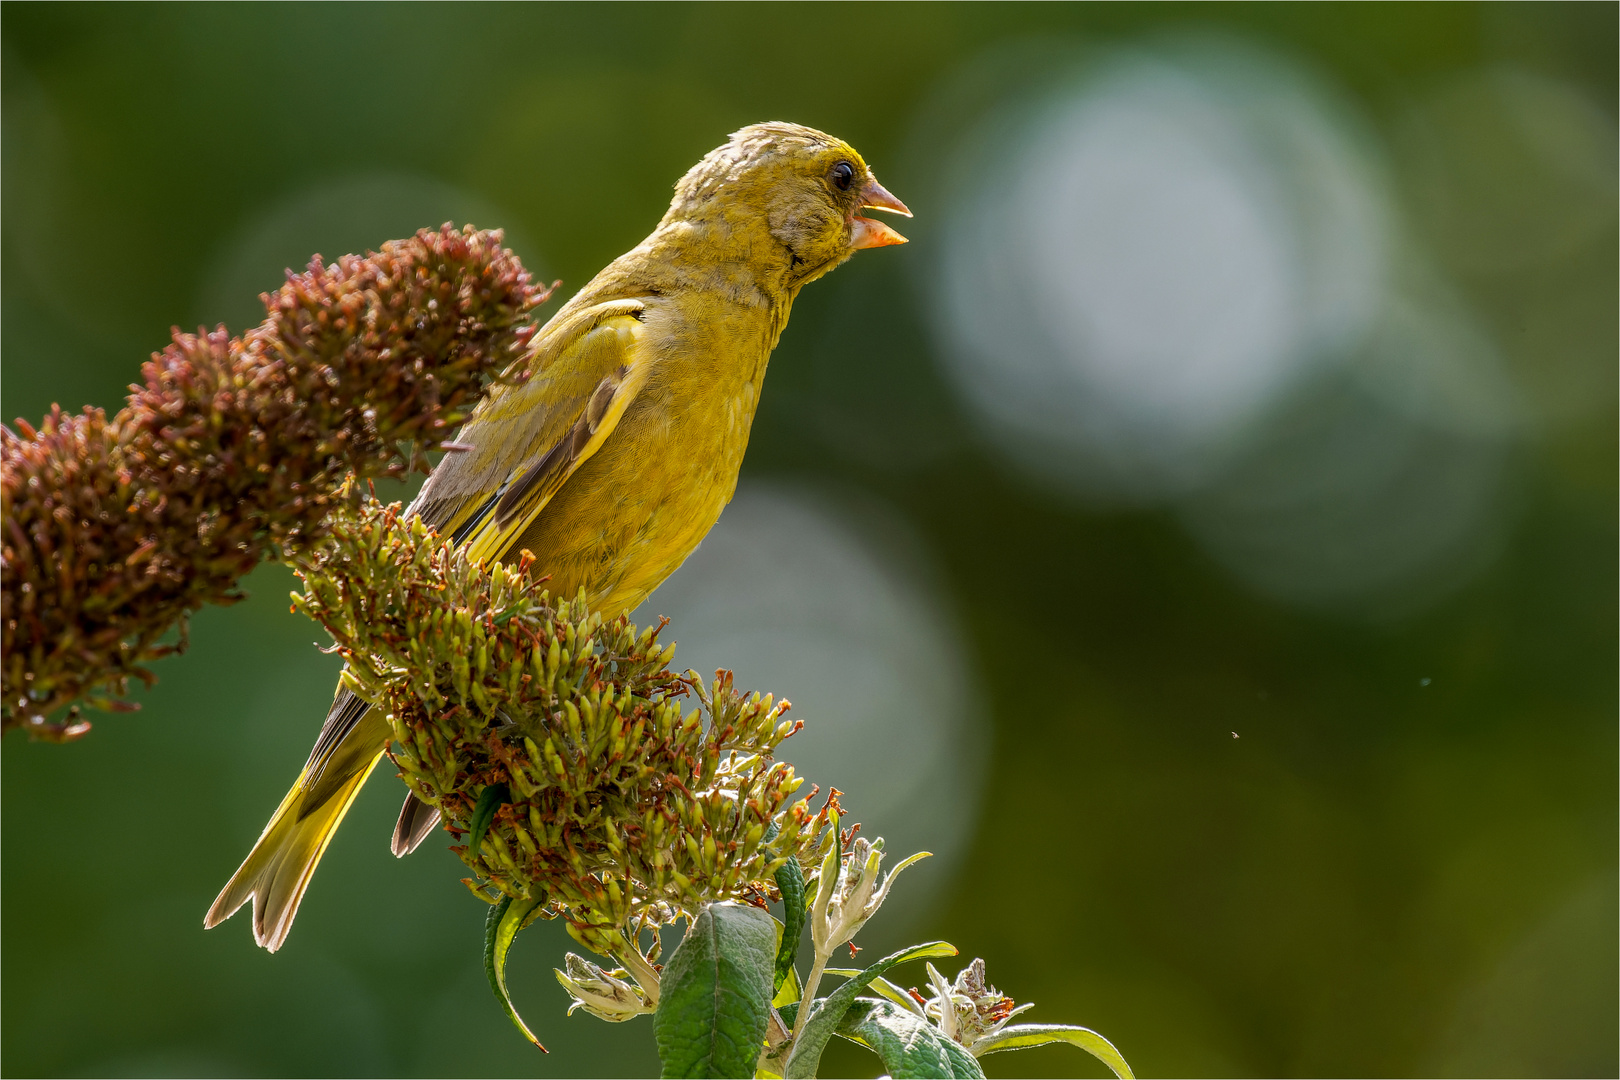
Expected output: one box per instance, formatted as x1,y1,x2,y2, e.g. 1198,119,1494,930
392,792,442,857
204,705,390,951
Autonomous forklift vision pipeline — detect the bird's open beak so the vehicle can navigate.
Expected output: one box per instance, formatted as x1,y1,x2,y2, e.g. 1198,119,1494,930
850,176,912,249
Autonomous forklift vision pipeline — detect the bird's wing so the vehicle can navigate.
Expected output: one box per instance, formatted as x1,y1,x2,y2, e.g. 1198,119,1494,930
298,298,653,787
409,296,653,567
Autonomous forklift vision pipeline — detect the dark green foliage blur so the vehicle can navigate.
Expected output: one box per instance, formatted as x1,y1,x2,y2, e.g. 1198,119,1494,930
3,3,1614,1077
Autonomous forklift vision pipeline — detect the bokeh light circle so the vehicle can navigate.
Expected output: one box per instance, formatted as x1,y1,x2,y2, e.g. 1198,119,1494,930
932,39,1391,502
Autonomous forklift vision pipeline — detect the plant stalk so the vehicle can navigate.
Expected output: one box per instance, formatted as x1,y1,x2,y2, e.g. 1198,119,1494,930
790,948,831,1045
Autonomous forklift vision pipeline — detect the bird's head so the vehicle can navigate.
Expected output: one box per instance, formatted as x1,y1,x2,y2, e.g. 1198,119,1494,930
663,122,911,289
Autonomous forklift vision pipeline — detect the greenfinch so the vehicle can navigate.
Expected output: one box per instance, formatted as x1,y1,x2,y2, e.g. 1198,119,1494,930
206,122,911,951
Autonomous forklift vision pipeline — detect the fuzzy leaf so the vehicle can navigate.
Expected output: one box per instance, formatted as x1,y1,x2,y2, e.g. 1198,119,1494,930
653,902,777,1079
839,998,984,1079
976,1024,1135,1078
824,968,923,1016
782,941,957,1079
773,854,807,994
483,894,547,1051
469,782,509,860
772,961,802,1009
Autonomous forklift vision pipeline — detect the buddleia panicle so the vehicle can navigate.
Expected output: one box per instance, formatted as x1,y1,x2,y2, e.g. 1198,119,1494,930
294,498,839,956
3,226,550,741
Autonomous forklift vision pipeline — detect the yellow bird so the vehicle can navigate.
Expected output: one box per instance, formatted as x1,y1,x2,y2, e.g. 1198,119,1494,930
205,122,910,951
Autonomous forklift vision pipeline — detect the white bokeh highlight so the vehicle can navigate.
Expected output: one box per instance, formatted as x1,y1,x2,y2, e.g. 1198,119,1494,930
923,37,1526,617
936,43,1390,501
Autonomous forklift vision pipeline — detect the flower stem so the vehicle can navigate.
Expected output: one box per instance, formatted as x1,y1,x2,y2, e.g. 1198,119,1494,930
791,948,831,1045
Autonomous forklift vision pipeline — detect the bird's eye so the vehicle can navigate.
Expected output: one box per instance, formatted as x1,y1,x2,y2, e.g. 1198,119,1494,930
830,161,855,192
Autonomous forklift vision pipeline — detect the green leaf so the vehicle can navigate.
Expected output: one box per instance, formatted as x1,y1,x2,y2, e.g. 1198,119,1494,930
483,894,547,1051
469,781,509,860
772,854,807,995
782,941,957,1079
653,902,777,1079
839,998,984,1079
772,955,802,1009
975,1024,1135,1079
491,600,530,627
824,969,922,1016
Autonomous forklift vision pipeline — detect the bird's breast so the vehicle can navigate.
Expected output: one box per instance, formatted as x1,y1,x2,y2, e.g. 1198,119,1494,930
513,296,782,614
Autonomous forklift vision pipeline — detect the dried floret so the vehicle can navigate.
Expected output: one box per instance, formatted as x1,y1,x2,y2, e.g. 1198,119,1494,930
2,226,548,739
294,498,838,953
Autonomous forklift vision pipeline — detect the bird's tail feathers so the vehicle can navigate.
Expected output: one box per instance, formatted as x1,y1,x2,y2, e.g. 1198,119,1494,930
391,791,442,857
204,750,385,952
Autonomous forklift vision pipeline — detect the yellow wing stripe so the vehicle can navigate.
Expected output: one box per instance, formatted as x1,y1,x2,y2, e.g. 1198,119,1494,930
441,312,651,568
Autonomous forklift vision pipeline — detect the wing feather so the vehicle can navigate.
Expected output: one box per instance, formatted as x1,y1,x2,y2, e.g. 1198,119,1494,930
408,298,652,566
299,300,653,785
410,299,647,530
493,364,630,528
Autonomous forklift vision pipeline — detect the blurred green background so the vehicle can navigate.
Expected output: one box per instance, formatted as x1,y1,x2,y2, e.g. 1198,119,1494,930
3,3,1615,1077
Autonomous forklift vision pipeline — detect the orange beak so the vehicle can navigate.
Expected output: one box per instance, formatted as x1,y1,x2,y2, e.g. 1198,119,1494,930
850,175,912,249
